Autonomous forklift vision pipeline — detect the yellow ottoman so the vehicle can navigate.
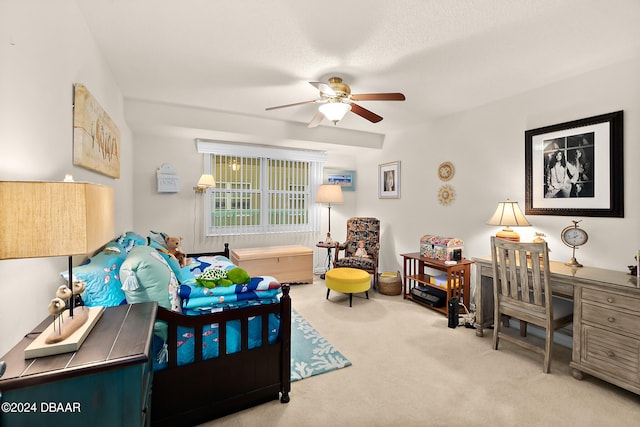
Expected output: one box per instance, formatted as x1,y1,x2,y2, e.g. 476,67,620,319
325,268,371,307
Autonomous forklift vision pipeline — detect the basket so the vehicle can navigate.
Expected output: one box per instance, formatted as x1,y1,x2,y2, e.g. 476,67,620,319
378,271,402,296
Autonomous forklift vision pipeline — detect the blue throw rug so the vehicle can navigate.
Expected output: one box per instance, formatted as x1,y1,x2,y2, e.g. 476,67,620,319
290,308,352,382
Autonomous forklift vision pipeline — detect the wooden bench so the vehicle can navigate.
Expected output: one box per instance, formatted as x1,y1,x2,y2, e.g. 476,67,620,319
231,245,313,284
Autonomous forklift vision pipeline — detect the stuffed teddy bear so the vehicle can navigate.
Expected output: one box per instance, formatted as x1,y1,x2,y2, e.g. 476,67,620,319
164,236,191,267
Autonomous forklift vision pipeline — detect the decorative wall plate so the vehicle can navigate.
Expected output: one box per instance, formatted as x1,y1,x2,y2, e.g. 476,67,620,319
438,184,455,205
437,162,454,181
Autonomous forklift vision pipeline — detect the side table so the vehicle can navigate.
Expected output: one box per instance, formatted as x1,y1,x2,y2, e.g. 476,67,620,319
316,242,337,279
0,302,157,427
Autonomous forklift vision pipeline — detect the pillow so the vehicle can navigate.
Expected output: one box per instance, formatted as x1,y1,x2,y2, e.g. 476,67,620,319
60,240,127,307
148,230,168,249
146,236,183,283
116,231,146,253
120,245,180,341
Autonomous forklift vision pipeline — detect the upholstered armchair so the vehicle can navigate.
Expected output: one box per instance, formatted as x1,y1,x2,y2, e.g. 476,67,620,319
333,217,380,288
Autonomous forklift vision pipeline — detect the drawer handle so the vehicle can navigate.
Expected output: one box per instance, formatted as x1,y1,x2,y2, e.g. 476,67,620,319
606,350,615,358
607,297,614,303
607,317,616,323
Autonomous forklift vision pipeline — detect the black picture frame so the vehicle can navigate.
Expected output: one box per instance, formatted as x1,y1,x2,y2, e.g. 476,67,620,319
525,110,623,217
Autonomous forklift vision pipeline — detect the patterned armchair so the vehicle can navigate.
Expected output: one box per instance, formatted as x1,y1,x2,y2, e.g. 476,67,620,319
333,217,380,288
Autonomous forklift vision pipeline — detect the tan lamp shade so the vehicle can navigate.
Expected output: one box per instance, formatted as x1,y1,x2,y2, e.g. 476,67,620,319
315,184,344,205
0,181,115,259
486,199,531,242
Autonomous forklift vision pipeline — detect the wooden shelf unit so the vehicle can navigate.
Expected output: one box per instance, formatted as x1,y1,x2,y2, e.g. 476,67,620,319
401,252,473,317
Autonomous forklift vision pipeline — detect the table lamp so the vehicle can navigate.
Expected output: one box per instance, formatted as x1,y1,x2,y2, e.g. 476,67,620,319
0,180,114,358
315,184,343,242
486,199,531,242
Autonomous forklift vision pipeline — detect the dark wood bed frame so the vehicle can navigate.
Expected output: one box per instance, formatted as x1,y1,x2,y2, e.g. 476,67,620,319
150,244,291,427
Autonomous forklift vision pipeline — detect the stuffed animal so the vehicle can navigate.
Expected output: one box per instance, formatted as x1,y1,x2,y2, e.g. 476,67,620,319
173,250,192,268
164,236,191,267
196,267,233,288
196,266,250,288
164,236,182,254
227,267,250,285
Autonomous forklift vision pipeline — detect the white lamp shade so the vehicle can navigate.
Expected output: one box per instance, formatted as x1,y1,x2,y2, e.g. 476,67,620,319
197,174,216,188
319,102,352,123
486,200,531,227
315,184,344,204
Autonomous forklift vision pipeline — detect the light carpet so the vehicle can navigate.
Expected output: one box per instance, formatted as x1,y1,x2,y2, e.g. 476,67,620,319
290,307,351,381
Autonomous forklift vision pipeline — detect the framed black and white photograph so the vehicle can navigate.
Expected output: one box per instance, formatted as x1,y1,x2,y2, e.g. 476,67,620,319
379,161,400,199
525,111,623,217
323,168,356,191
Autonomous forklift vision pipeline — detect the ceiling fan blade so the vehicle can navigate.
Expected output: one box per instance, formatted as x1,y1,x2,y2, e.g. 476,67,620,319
350,93,406,101
307,111,324,128
309,81,336,96
265,100,317,111
350,103,383,123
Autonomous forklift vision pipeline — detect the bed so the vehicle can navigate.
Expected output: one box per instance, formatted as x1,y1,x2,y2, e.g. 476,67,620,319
150,245,291,427
64,234,291,427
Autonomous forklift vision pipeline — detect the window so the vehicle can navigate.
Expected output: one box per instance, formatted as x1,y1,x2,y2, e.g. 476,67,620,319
197,140,327,235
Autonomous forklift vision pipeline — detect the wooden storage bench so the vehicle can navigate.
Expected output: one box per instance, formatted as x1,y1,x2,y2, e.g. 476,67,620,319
231,245,313,284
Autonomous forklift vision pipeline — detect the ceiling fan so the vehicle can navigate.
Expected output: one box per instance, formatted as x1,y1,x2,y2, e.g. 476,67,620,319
265,77,405,128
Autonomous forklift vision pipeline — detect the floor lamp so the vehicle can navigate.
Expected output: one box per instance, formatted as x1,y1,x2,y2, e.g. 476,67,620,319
0,181,115,358
315,184,344,243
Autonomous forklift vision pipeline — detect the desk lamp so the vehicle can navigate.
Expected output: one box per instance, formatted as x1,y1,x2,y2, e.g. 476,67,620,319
486,199,531,242
0,180,114,357
315,184,344,242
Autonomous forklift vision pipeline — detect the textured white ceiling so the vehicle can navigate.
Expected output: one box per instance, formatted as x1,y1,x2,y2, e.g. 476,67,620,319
77,0,640,134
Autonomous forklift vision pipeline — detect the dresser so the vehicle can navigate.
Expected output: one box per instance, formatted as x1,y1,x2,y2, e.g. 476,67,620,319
473,256,640,395
0,302,157,427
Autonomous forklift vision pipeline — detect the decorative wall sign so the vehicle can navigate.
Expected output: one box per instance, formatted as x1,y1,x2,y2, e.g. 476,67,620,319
525,111,623,217
156,163,180,193
73,83,121,179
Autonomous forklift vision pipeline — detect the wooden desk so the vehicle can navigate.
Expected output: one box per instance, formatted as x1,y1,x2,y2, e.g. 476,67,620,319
473,256,640,395
0,302,157,427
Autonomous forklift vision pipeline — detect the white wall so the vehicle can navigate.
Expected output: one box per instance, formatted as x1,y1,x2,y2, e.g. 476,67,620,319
0,1,133,356
127,57,639,290
126,100,363,269
360,57,640,274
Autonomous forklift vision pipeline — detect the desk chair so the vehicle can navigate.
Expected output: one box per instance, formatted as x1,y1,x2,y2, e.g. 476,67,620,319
490,236,573,373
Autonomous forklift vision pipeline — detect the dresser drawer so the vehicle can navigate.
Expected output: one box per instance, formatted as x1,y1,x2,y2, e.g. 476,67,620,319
582,287,640,312
582,302,640,338
581,325,640,384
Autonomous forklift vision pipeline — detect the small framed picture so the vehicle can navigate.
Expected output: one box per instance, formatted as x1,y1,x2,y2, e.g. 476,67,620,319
379,161,400,199
323,168,356,191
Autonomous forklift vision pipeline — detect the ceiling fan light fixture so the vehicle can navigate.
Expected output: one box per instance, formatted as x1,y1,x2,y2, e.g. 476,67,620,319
319,102,351,124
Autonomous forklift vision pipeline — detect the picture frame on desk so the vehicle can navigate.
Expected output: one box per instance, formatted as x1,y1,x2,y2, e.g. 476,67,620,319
524,110,623,217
